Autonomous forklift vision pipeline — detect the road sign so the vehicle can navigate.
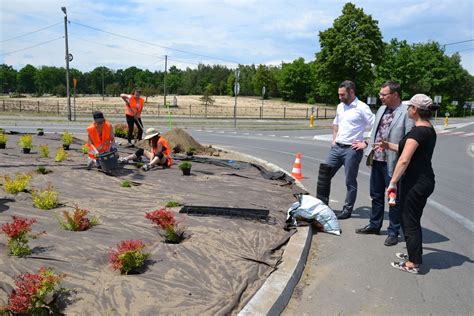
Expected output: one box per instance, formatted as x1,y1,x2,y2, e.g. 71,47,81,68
68,53,73,62
234,83,240,96
73,78,78,88
434,95,442,104
262,86,266,96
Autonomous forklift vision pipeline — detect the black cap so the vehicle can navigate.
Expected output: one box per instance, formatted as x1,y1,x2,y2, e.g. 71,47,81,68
93,111,105,123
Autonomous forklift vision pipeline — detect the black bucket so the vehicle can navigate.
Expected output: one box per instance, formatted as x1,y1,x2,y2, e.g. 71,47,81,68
97,150,119,172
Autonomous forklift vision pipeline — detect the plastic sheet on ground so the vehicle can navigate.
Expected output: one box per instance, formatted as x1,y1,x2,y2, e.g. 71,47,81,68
287,194,341,236
0,133,300,315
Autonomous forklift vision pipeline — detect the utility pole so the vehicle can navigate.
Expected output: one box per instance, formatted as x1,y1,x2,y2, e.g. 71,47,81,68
163,55,168,107
61,7,72,121
102,69,105,101
233,69,240,128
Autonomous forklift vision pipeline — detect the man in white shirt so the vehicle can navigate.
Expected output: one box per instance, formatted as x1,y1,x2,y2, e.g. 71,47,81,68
324,80,375,219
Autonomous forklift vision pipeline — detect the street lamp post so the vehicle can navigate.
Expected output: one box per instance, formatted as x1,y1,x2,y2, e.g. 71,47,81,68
233,69,240,128
61,7,72,121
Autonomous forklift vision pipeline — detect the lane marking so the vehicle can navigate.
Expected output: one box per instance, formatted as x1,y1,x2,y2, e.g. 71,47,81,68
426,199,474,233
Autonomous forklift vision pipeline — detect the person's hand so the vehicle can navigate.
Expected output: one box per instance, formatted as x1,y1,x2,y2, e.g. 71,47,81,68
331,139,336,146
386,182,397,197
351,140,367,150
379,140,389,149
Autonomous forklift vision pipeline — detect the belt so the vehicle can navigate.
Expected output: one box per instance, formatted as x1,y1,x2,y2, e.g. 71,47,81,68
336,142,351,147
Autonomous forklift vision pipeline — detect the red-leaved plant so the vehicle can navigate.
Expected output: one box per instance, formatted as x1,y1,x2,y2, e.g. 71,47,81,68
1,216,46,257
57,205,99,231
145,208,185,243
1,267,66,315
109,240,150,275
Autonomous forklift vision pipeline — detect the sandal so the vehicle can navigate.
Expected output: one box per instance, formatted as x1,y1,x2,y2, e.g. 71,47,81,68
396,253,409,261
391,261,419,274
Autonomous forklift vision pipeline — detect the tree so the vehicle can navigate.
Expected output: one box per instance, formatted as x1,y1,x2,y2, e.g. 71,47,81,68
314,2,384,102
0,64,17,93
253,65,278,99
17,64,37,93
199,83,215,106
278,58,313,102
166,66,183,94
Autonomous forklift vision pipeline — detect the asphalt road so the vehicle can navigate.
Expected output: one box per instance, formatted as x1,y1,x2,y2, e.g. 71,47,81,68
1,116,473,314
184,123,474,315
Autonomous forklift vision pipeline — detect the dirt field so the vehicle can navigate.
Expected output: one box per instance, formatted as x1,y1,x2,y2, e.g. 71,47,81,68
0,95,336,119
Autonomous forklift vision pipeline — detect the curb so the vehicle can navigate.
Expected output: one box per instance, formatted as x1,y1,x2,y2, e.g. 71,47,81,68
214,147,313,316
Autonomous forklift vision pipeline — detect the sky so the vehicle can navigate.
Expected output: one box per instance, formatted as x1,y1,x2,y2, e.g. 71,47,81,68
1,0,473,74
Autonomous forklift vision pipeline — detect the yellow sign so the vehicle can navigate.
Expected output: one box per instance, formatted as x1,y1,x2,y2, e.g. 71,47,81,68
73,78,78,88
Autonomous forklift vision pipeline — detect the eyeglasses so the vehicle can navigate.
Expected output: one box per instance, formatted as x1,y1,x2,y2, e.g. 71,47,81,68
379,92,394,97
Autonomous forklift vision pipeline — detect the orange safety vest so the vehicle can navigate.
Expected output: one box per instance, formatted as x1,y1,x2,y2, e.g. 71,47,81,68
87,121,112,159
152,137,172,166
125,96,144,118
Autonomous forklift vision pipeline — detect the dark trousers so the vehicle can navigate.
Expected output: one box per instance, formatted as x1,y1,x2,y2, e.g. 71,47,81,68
126,115,143,143
325,143,363,212
369,161,401,236
400,176,435,264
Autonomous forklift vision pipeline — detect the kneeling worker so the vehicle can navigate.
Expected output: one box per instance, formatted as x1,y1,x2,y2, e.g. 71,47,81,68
86,111,116,169
119,128,172,171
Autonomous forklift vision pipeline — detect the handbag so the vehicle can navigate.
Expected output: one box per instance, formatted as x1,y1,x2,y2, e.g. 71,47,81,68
366,149,374,166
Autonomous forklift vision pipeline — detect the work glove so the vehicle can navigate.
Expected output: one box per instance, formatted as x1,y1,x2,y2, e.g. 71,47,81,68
142,163,151,171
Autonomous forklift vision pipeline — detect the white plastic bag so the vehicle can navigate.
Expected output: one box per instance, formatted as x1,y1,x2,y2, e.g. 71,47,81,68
287,195,341,236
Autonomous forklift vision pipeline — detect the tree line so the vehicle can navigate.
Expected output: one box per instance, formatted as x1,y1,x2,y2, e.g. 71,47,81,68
0,3,472,115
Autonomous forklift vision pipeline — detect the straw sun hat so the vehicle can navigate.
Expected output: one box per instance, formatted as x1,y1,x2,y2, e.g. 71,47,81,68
144,128,160,140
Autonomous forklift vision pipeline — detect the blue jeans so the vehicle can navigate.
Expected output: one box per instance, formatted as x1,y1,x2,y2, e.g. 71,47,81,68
369,161,400,237
325,144,363,212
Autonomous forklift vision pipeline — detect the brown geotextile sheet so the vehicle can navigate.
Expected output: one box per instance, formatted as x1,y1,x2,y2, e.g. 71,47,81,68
0,133,302,315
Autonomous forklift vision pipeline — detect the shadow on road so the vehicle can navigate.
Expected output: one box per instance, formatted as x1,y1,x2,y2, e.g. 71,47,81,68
421,246,474,273
422,227,450,244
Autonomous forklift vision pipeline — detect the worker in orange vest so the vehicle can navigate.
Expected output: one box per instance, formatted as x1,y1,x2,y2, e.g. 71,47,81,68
118,128,172,171
120,89,144,147
86,111,116,169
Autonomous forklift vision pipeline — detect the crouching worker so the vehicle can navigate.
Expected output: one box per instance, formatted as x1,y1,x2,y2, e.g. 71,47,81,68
119,128,172,171
86,111,116,169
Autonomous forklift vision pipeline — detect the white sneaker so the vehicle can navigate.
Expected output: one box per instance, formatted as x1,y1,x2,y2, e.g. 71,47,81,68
118,157,128,164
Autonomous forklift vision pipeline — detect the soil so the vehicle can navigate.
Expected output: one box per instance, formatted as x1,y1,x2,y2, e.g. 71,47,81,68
0,130,298,315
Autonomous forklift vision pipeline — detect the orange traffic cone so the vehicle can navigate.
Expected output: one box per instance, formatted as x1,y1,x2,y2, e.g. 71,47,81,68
291,153,304,180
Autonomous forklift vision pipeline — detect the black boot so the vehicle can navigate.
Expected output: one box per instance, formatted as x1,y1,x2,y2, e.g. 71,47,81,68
316,163,333,206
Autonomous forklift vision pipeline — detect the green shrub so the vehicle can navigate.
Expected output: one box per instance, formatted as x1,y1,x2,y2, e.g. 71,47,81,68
55,148,68,162
39,144,49,158
36,166,51,174
3,172,32,194
178,161,192,171
121,180,131,188
165,201,181,207
61,130,74,146
0,133,7,145
18,134,34,149
32,185,59,210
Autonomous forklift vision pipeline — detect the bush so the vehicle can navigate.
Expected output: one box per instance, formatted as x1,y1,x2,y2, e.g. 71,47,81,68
36,166,52,174
3,172,32,194
61,130,74,146
55,147,68,162
121,180,131,188
0,133,7,145
1,216,45,257
57,206,99,231
114,123,139,139
32,185,59,210
18,134,34,149
145,208,185,244
165,201,181,207
109,240,150,274
3,267,66,314
178,161,192,171
39,144,49,158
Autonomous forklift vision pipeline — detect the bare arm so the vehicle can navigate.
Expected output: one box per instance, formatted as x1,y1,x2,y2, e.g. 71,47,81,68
389,138,419,185
332,125,338,146
120,94,130,106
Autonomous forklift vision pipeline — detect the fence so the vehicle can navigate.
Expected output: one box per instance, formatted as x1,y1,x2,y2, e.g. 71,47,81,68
0,99,337,120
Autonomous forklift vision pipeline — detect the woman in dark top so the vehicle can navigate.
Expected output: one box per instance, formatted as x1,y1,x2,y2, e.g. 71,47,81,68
378,94,437,274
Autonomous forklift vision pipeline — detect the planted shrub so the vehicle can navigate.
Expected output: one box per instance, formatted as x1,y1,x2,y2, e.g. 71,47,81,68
57,206,99,231
0,133,7,147
165,201,181,207
61,130,74,146
36,166,51,175
39,144,49,158
109,240,150,274
82,144,89,154
1,216,46,257
55,147,68,162
3,172,32,194
2,267,66,314
114,123,138,139
135,162,144,169
32,184,59,210
18,134,34,150
121,180,131,188
145,208,185,244
186,147,196,156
